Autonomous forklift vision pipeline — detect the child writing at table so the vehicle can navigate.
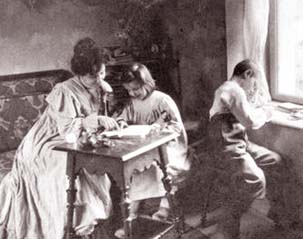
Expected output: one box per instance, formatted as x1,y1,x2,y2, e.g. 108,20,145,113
208,59,301,239
114,62,189,238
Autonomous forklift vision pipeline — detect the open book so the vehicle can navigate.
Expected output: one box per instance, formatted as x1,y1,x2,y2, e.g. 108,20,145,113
101,125,151,138
277,102,303,112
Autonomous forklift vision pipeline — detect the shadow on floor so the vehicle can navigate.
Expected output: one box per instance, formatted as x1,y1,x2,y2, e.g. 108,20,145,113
91,196,303,239
183,199,303,239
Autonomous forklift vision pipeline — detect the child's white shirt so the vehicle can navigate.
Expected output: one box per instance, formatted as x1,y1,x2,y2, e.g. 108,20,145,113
209,81,269,129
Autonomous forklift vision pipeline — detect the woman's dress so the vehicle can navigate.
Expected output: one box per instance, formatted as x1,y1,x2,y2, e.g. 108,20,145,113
0,76,112,239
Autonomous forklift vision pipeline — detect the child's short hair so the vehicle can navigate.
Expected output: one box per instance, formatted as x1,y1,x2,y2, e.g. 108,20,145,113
123,63,156,95
232,59,259,78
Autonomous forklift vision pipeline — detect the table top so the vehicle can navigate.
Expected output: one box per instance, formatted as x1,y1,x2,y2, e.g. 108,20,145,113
55,131,179,161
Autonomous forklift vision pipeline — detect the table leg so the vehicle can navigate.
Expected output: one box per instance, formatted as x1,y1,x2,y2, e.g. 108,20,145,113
158,145,184,237
66,153,77,239
121,185,133,239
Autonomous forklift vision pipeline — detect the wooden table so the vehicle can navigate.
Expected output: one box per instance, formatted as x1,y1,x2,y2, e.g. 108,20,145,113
55,131,181,239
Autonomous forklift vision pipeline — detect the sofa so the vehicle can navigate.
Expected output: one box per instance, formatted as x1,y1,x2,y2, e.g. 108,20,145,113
0,69,73,181
0,65,139,181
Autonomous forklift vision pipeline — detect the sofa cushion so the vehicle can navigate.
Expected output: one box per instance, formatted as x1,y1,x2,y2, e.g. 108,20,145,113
0,94,49,152
0,70,71,99
0,150,15,181
0,70,72,152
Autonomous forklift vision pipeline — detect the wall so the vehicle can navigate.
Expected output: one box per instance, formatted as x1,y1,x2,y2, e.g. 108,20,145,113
248,124,303,219
0,0,121,75
161,0,227,120
225,0,245,78
0,0,227,121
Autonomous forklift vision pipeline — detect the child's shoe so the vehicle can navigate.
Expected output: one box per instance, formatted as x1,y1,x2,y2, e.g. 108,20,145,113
151,207,170,222
114,227,125,239
114,201,140,239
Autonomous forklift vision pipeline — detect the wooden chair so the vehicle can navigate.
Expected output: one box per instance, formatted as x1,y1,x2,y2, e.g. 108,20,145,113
181,137,228,228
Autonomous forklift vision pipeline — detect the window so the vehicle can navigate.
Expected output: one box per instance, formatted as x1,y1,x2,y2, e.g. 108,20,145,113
270,0,303,104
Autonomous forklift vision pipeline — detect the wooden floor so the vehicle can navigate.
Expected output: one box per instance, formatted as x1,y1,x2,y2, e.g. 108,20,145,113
90,197,303,239
183,199,303,239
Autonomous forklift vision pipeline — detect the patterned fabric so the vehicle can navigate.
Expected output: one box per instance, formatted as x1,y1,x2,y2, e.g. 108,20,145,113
0,67,127,182
0,76,113,239
0,70,72,152
0,150,15,181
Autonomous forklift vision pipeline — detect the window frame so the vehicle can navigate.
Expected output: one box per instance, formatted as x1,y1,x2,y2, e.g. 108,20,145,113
269,0,303,104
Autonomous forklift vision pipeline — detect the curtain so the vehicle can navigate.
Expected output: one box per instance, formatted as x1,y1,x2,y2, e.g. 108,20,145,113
243,0,272,106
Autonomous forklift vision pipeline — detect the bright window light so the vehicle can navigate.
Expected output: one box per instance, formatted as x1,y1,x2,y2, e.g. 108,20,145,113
270,0,303,103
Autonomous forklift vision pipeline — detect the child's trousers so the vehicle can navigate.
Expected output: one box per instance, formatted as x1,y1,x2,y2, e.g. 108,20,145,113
208,113,300,238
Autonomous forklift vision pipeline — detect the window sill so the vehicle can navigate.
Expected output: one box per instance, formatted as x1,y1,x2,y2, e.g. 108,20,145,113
268,101,303,129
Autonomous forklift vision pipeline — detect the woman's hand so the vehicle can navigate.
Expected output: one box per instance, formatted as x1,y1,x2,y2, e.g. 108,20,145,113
98,116,120,130
117,119,129,129
83,113,100,130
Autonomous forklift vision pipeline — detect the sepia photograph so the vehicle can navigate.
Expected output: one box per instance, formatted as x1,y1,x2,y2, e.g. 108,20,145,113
0,0,303,239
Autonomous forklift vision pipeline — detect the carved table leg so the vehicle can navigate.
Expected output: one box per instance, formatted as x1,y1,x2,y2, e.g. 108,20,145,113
157,145,184,237
66,153,78,239
121,185,133,239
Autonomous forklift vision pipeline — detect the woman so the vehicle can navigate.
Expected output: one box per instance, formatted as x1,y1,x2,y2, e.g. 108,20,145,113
208,59,300,239
0,37,119,239
114,63,189,237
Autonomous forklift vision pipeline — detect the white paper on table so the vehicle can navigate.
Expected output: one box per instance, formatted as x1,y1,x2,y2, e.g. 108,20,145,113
101,125,151,138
